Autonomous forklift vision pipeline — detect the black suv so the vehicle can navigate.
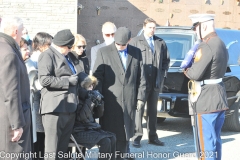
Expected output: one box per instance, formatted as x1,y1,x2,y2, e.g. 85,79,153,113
142,27,240,131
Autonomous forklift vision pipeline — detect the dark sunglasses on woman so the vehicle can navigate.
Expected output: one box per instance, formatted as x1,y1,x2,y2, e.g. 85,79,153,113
77,45,86,49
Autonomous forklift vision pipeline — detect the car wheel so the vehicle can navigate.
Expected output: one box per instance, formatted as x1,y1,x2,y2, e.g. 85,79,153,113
224,101,240,132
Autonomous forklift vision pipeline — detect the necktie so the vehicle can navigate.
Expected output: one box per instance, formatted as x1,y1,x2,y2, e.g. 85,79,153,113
119,50,127,70
65,55,76,74
148,37,154,53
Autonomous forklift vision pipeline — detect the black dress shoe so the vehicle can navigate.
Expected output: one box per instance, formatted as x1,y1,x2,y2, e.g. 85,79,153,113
132,140,141,148
148,139,164,146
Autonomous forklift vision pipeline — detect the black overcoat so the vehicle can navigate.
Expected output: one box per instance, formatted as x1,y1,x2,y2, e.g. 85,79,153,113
130,33,170,91
0,33,32,157
93,43,146,141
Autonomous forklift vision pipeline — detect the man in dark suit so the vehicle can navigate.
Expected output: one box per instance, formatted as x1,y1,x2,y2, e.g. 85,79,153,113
93,27,146,159
0,16,32,158
130,18,170,147
38,29,80,159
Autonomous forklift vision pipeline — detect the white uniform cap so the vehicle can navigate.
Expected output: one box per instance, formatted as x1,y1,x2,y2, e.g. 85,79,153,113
189,14,215,23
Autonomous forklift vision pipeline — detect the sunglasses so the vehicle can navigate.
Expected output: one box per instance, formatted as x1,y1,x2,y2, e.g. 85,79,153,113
116,43,127,46
105,33,115,37
67,46,72,49
77,45,86,49
191,22,200,31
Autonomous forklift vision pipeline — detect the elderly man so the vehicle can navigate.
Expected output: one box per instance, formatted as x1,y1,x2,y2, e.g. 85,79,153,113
38,29,81,159
93,27,146,159
185,14,229,160
0,16,32,158
91,21,117,71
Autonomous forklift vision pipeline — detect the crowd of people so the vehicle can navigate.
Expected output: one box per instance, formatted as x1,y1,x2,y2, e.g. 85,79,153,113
0,14,228,160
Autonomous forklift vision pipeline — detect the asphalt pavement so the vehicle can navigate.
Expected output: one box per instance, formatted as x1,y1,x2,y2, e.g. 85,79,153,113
85,117,240,160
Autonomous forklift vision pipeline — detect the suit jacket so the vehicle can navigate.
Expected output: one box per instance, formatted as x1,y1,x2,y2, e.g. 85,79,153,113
38,46,82,114
130,33,170,91
93,43,146,140
91,42,106,70
0,33,32,155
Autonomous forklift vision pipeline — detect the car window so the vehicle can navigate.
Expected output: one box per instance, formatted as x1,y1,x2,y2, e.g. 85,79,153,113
216,29,240,66
156,34,193,67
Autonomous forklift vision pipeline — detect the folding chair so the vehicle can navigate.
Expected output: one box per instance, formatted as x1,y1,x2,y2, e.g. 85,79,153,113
68,134,86,160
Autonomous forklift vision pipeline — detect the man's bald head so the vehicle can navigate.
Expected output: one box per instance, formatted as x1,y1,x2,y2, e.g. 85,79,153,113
102,22,116,33
102,22,117,45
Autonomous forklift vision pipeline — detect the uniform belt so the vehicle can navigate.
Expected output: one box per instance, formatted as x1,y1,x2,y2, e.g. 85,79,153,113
200,78,222,85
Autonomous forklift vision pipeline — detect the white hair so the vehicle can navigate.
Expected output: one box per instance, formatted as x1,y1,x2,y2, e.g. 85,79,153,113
102,21,116,33
0,16,23,34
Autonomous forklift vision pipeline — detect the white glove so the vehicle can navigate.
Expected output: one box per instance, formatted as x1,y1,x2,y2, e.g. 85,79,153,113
136,100,144,111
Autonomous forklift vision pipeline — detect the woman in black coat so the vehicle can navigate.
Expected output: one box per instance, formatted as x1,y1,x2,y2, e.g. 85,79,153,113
72,73,116,160
71,34,90,74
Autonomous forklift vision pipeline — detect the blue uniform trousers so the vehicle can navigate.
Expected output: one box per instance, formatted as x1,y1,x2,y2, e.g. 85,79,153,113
197,111,225,160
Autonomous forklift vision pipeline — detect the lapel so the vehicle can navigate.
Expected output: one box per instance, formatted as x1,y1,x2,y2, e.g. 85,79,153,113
68,52,83,74
110,44,125,73
125,45,133,71
14,45,26,65
153,35,160,56
140,33,151,50
49,46,73,74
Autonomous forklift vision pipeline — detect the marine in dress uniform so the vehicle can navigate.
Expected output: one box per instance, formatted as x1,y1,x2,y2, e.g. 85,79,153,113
184,14,229,160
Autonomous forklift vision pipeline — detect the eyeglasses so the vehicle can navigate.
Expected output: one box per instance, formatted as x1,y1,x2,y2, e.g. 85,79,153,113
116,43,127,46
67,46,72,49
105,33,115,37
77,45,86,49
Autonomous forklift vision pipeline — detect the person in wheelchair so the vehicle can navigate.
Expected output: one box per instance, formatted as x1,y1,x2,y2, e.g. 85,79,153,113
72,72,116,160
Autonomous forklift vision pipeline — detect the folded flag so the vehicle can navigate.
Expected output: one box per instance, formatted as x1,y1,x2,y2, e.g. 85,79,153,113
180,39,201,69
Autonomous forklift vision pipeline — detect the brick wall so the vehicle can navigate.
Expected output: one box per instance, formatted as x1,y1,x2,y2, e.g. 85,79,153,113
0,0,77,38
1,0,239,65
77,0,240,65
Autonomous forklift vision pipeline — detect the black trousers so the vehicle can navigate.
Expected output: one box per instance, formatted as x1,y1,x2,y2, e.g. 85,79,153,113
133,89,159,142
42,112,75,160
33,132,45,160
97,136,116,160
115,140,129,160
